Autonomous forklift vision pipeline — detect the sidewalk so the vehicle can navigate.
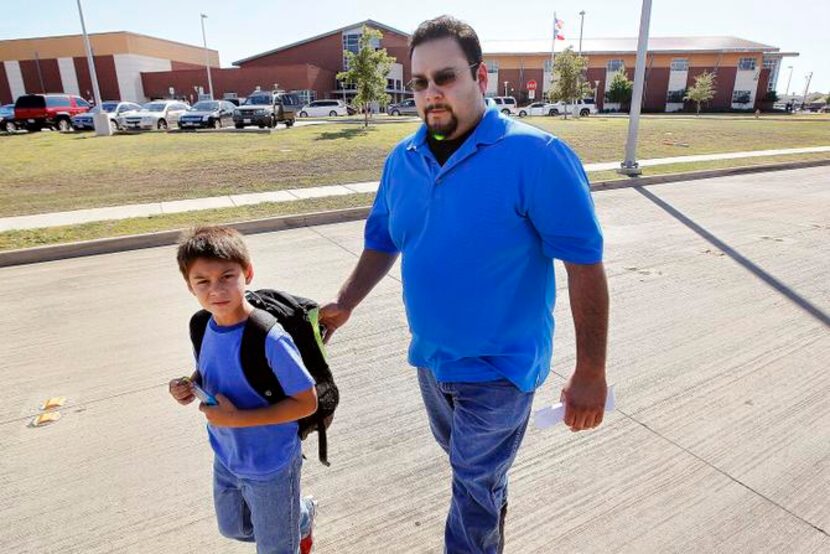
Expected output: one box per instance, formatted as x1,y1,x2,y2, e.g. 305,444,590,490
2,167,827,552
1,145,828,232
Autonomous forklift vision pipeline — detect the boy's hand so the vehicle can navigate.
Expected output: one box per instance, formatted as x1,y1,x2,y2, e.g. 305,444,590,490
169,377,195,405
199,394,240,427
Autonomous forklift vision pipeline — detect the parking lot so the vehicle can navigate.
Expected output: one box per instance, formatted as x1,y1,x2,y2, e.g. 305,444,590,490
1,166,827,553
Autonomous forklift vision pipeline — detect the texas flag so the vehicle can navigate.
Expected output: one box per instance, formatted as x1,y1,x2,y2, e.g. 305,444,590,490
554,17,565,40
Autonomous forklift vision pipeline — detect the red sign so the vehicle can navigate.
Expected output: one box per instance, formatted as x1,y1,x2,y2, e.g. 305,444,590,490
527,80,538,91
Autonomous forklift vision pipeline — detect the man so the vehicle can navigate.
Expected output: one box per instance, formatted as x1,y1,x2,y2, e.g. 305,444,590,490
320,15,609,554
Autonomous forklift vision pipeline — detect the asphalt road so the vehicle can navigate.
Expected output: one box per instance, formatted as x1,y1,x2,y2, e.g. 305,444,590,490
1,167,828,553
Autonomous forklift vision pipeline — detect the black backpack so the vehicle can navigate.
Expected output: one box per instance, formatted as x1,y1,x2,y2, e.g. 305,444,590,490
190,289,339,466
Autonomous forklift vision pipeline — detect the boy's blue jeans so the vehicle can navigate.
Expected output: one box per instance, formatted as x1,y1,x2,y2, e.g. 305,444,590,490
418,368,534,554
213,451,312,554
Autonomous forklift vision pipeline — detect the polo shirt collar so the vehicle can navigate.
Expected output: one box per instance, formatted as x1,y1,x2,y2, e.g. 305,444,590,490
405,107,507,153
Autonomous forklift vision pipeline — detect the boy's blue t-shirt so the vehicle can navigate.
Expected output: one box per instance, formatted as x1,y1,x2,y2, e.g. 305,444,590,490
197,317,315,479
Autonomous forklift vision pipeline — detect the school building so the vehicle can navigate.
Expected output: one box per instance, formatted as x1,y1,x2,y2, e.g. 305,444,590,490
481,36,798,112
140,20,412,106
0,31,219,105
1,23,797,113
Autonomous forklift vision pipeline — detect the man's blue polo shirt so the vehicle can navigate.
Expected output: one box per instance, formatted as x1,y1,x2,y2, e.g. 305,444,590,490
364,108,603,392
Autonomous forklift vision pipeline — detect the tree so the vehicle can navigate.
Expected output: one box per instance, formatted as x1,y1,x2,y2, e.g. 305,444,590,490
547,48,592,119
684,71,716,115
605,69,633,111
336,26,396,128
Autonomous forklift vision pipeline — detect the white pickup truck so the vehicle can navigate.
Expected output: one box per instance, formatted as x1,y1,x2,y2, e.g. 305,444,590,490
545,99,598,117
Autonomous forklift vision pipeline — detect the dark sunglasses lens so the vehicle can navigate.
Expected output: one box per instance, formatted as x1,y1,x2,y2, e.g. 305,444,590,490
433,71,457,87
408,79,427,92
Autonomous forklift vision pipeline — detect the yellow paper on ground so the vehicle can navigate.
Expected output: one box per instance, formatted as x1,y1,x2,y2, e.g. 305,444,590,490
30,412,62,427
41,397,66,410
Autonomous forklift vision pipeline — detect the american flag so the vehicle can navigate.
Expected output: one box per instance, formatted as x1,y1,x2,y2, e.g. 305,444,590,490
554,17,565,40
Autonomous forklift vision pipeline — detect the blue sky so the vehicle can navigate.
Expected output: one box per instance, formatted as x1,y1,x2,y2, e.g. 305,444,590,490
2,0,827,94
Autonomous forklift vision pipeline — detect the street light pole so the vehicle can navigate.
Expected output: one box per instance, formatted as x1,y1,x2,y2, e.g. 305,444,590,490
579,11,586,55
619,0,652,177
801,71,813,111
76,0,111,136
784,65,793,97
200,14,214,100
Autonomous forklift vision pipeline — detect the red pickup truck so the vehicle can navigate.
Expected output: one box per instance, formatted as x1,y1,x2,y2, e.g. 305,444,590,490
14,93,91,132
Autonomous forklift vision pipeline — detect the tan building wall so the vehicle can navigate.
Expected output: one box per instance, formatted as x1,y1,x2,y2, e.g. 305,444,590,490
0,32,218,66
485,52,763,72
485,50,769,112
0,32,219,104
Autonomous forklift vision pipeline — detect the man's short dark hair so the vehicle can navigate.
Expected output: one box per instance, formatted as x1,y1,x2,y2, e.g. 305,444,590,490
410,15,483,78
177,225,252,279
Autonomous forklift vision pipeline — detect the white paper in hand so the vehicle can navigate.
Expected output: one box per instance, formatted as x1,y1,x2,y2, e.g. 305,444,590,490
534,384,617,429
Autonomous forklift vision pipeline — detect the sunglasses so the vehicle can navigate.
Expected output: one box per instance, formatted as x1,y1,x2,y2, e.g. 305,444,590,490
407,63,481,92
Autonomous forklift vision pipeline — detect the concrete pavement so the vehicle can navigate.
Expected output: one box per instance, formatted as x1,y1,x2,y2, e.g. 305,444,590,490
0,166,828,553
2,145,828,232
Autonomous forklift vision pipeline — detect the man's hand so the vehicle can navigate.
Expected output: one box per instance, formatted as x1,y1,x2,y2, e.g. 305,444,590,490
320,249,398,343
319,302,353,344
561,373,607,432
169,377,195,406
199,394,240,427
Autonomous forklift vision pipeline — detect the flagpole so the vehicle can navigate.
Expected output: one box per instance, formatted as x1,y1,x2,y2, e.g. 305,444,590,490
550,12,558,100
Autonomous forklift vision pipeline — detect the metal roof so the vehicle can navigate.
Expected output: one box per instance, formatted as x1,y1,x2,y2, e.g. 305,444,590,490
233,20,410,66
482,36,784,56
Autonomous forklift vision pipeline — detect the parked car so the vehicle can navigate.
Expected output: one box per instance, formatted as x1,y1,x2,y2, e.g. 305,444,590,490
233,90,301,129
298,99,349,118
546,99,598,117
71,101,142,131
14,93,91,132
178,100,237,129
517,102,554,117
386,98,418,116
490,96,518,115
1,103,17,132
119,100,189,130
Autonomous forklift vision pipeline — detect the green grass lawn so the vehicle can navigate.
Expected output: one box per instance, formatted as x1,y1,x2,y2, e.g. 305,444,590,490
1,115,828,218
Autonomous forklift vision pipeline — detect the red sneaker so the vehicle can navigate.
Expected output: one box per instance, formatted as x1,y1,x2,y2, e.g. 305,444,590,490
300,496,317,554
300,531,313,554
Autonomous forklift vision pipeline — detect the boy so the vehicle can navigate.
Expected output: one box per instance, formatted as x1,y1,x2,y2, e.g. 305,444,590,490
169,225,318,554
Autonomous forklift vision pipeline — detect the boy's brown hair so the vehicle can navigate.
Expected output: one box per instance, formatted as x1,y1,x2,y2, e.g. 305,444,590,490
176,226,252,279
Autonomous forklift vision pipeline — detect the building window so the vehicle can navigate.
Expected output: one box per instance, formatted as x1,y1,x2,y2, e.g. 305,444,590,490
343,34,360,54
293,89,316,105
342,33,360,69
732,90,752,104
543,59,552,73
670,58,688,71
486,60,499,74
666,90,686,103
763,59,775,70
738,57,756,71
607,59,624,72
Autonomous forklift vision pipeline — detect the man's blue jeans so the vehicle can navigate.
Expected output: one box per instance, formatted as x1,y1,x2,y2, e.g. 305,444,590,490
213,452,311,554
418,368,534,554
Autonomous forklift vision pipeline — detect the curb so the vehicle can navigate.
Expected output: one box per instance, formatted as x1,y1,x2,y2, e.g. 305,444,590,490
589,157,830,191
1,158,829,269
0,207,369,268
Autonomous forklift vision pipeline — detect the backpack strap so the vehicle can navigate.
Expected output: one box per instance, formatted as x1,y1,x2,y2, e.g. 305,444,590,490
240,308,287,404
317,413,330,467
188,310,212,385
